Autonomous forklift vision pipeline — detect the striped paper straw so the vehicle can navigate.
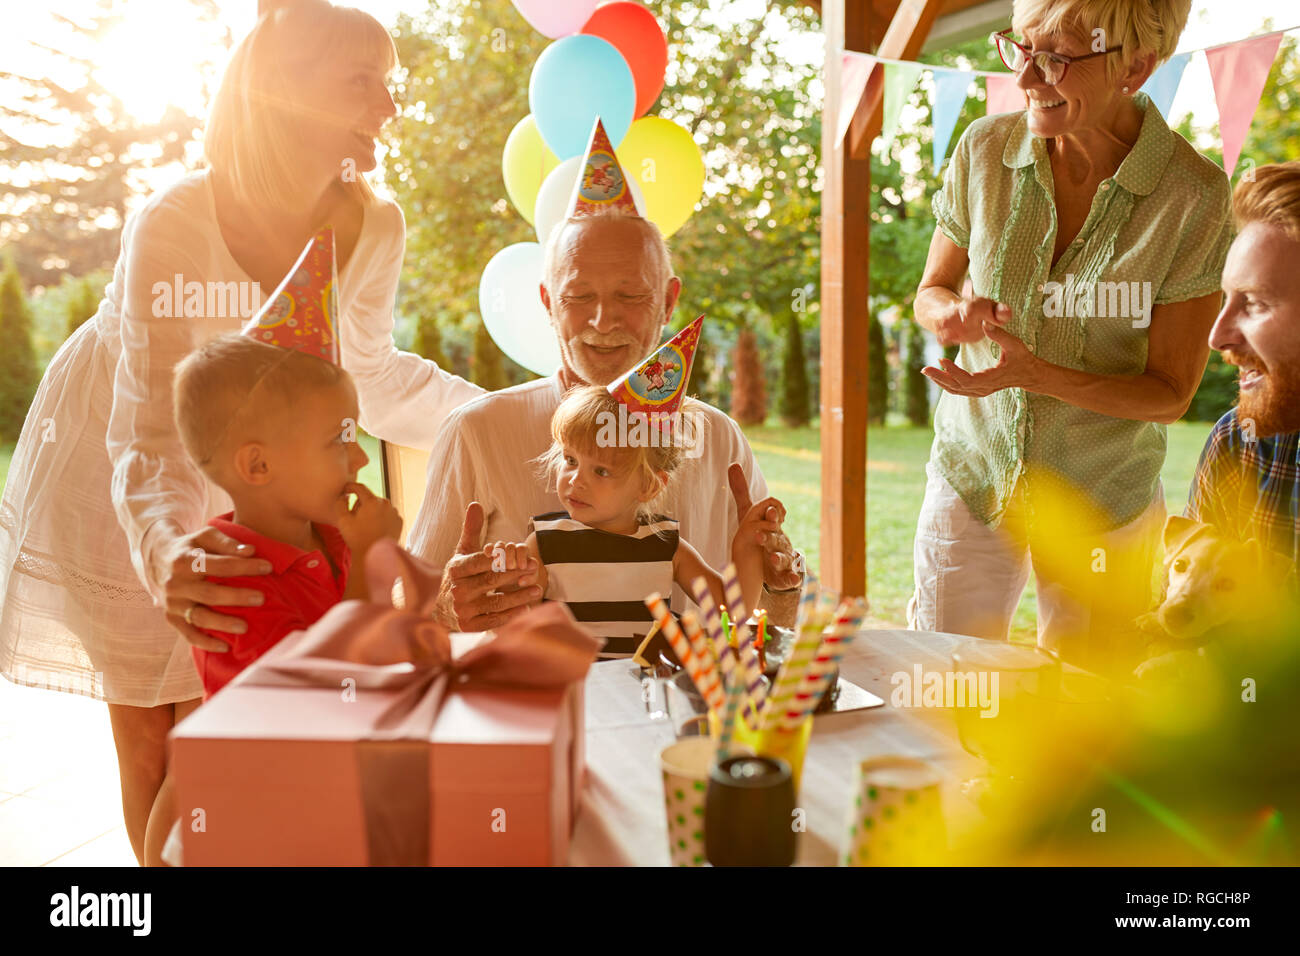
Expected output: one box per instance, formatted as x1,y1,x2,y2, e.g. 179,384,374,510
778,598,868,729
680,610,726,713
721,562,749,624
716,670,748,761
688,576,730,665
794,573,819,631
758,601,832,734
644,594,721,713
691,577,763,721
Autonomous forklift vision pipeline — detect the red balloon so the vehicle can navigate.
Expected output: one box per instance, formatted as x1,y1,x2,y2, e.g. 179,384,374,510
581,3,668,118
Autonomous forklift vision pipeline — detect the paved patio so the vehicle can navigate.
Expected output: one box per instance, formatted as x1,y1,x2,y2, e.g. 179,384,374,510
0,677,137,866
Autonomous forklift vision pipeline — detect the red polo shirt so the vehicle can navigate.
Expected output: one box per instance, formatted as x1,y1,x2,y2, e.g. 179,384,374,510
191,512,351,699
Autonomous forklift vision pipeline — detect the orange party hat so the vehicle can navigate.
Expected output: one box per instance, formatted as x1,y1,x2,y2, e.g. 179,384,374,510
241,226,340,365
607,315,704,420
567,117,640,218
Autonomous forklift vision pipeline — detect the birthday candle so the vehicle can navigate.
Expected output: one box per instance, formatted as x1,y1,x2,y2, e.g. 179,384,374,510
719,605,732,646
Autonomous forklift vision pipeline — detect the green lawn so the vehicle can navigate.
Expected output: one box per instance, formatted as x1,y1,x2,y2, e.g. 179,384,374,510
741,419,1210,642
0,420,1211,640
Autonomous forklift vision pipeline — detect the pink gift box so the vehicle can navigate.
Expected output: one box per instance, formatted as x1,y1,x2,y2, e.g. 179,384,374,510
172,622,589,866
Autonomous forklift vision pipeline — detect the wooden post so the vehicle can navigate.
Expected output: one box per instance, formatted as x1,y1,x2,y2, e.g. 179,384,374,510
819,0,871,598
820,0,943,599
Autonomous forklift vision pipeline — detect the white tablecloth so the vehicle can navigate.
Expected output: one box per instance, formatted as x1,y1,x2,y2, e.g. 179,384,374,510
568,629,985,866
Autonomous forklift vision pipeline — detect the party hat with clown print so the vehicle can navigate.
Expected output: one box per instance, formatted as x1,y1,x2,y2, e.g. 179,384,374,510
607,315,704,421
567,117,641,218
241,226,341,365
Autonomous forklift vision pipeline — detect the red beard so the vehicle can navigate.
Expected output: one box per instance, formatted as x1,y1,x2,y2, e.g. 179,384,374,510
1223,349,1300,437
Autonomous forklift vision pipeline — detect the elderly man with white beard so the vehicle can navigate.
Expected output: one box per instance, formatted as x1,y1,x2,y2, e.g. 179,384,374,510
408,208,804,635
1187,161,1300,573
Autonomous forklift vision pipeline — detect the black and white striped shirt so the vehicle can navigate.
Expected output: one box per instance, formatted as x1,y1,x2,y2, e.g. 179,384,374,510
530,512,679,659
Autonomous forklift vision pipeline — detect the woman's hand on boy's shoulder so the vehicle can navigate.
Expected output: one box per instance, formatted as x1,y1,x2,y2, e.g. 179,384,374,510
154,519,274,651
336,482,403,558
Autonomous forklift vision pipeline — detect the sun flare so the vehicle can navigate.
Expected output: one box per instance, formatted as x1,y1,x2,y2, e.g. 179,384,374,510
90,0,224,124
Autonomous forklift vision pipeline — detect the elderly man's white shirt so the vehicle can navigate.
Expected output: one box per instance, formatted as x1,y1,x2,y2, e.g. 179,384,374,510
407,374,769,611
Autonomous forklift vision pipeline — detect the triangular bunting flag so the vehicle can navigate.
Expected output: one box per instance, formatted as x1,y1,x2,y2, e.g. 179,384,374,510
241,226,340,365
931,69,974,169
985,74,1023,116
1139,52,1191,119
1206,32,1282,176
607,315,703,424
836,51,875,144
881,61,923,146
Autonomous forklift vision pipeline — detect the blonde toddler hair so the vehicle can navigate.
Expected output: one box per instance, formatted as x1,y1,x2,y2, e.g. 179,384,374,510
536,385,704,526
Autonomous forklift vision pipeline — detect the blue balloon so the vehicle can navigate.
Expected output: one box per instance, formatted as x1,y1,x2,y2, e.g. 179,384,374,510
529,35,635,160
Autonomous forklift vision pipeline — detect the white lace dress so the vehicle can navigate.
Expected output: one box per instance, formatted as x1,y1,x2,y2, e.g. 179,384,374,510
0,170,482,707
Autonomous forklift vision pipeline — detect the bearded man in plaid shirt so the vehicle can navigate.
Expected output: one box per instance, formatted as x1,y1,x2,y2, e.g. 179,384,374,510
1188,162,1300,581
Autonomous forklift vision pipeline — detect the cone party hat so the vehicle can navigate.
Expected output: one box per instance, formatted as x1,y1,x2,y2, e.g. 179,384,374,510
241,226,341,364
567,117,641,218
607,315,704,420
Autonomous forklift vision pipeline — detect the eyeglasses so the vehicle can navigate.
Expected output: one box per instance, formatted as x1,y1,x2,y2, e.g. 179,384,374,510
992,28,1123,86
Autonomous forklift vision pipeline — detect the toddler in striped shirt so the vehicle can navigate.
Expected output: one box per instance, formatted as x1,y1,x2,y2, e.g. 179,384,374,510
488,385,783,658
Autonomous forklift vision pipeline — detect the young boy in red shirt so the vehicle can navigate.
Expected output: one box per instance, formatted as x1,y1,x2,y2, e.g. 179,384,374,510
171,332,402,698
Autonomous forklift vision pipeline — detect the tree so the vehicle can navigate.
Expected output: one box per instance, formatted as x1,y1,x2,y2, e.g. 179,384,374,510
471,319,509,391
0,253,39,440
729,327,767,426
867,312,887,425
688,326,717,407
64,274,101,339
0,0,224,289
386,0,823,379
411,311,449,371
777,310,810,427
903,318,929,426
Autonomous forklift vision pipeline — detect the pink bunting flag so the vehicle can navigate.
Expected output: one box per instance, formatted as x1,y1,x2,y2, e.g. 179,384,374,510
985,74,1024,116
1206,32,1283,176
836,51,876,144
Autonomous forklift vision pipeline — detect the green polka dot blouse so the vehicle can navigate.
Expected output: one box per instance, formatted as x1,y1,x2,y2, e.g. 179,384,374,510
929,91,1233,530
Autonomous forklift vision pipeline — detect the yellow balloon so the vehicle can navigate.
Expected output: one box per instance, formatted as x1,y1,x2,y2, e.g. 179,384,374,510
616,117,704,237
502,114,561,225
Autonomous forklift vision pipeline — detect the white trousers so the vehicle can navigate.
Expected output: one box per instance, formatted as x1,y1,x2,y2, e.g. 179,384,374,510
907,462,1165,663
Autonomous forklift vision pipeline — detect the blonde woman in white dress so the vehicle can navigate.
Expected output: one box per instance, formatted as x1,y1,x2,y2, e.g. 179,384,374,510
0,1,483,864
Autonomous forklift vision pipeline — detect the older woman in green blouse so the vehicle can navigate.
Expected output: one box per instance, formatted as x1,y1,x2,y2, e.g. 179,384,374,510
908,0,1232,667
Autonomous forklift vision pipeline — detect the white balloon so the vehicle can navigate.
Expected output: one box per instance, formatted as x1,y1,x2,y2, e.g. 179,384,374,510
477,242,562,377
533,156,647,248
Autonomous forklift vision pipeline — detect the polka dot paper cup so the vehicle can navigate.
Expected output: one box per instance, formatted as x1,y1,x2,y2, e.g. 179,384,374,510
660,737,715,866
842,756,946,866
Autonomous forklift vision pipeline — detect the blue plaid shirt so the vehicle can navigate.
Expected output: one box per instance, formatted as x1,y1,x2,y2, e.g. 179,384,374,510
1187,410,1300,568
